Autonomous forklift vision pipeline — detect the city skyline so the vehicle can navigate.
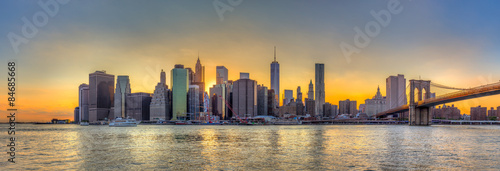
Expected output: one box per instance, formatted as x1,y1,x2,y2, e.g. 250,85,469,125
2,0,500,122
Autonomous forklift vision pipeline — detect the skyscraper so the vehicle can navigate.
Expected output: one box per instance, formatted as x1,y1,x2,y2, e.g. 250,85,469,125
232,73,257,117
386,74,407,110
365,86,387,117
88,71,114,122
188,85,200,120
209,84,227,119
114,75,131,119
150,70,172,121
194,57,205,83
74,107,79,123
283,89,293,105
339,99,357,115
78,83,89,123
216,66,228,85
126,92,152,121
270,46,280,107
257,85,268,115
171,65,189,120
296,86,302,104
315,63,325,116
308,80,314,100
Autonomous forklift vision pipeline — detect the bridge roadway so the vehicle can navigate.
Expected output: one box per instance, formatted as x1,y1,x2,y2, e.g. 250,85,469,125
376,81,500,118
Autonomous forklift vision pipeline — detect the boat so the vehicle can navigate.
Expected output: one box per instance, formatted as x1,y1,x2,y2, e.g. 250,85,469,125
109,117,140,127
80,122,89,126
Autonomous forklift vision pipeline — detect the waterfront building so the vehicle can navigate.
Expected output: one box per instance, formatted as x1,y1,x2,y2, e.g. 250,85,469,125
283,89,293,105
232,73,257,117
88,71,114,122
188,85,200,120
339,99,357,115
267,89,276,116
296,100,304,116
126,93,152,121
305,98,315,115
257,85,268,115
78,83,89,123
386,74,406,109
209,84,227,119
315,63,325,116
470,106,487,120
114,75,131,119
171,65,189,120
279,99,297,117
74,107,79,123
270,46,280,107
433,104,461,120
364,86,387,117
150,70,172,121
216,66,228,85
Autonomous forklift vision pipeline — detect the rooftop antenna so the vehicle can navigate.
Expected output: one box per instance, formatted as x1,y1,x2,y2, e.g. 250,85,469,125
274,46,276,62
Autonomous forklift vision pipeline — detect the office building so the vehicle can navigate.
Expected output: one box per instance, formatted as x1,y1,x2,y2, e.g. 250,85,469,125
283,89,293,106
209,84,227,119
305,99,315,116
88,71,114,122
386,74,406,109
257,85,268,115
216,66,228,85
323,103,333,118
267,89,276,116
171,65,189,120
296,86,302,104
188,85,200,120
114,75,131,119
270,46,280,106
74,107,79,123
150,70,172,121
308,80,314,100
78,83,89,123
126,92,152,121
232,73,257,117
364,86,387,117
315,63,325,116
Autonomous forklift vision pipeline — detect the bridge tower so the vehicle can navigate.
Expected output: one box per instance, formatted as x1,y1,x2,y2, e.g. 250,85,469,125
409,80,431,126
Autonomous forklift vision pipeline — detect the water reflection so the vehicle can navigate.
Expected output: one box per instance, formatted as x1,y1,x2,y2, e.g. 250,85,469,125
0,124,499,170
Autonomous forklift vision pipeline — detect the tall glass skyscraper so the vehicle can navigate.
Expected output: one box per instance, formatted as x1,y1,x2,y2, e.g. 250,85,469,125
114,75,131,119
88,71,114,122
171,65,189,121
270,46,280,107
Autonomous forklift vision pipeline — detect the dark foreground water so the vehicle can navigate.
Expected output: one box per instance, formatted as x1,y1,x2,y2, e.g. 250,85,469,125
1,124,499,170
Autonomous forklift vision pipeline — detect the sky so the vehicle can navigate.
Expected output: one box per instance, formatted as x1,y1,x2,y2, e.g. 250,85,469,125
1,0,500,122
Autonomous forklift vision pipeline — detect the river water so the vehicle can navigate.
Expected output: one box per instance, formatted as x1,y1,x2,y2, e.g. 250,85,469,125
1,124,499,170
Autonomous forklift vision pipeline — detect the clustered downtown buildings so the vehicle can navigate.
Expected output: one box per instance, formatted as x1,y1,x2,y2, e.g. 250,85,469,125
73,49,500,123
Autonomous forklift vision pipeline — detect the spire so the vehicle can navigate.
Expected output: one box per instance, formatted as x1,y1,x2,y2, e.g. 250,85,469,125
274,46,276,62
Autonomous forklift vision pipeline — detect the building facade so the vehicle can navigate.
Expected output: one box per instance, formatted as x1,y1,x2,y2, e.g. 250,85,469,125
78,83,89,123
270,47,280,107
470,106,487,120
188,85,200,120
88,71,114,122
150,70,172,121
364,86,386,117
232,73,257,117
433,104,461,120
126,93,152,121
114,75,131,119
386,74,406,110
315,63,325,116
171,65,189,120
283,89,293,106
339,99,357,115
209,84,227,119
216,66,228,85
257,85,268,116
